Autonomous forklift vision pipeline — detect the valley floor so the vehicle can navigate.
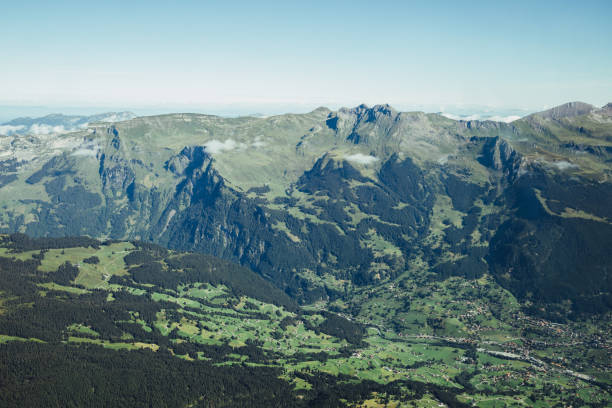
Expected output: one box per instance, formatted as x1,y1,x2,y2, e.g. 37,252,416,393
0,236,609,407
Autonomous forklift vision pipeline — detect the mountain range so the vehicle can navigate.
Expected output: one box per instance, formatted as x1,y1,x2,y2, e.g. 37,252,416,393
0,101,610,406
1,101,610,313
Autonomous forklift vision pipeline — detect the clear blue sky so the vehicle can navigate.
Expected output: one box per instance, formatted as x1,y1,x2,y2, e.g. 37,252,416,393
1,0,610,112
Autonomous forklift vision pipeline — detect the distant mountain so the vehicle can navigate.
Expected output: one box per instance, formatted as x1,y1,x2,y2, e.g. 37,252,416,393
0,111,135,136
527,101,596,120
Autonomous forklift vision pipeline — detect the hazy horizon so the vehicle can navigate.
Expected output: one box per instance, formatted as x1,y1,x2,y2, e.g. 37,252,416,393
0,101,550,125
1,1,610,112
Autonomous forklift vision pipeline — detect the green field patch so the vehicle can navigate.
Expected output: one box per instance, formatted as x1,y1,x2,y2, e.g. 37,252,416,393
37,282,90,295
37,242,133,289
0,248,42,261
362,228,402,257
271,221,301,243
179,282,228,300
0,334,45,344
108,285,147,296
67,336,159,351
135,319,153,333
151,292,198,308
299,269,350,293
67,323,99,337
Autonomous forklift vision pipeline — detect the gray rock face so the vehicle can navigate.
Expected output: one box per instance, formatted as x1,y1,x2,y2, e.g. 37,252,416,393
326,104,400,145
164,146,209,176
99,133,135,193
477,136,524,180
596,102,612,116
563,141,612,158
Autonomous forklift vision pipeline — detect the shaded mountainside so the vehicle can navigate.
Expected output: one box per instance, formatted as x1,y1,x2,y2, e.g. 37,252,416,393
488,168,612,316
0,102,610,318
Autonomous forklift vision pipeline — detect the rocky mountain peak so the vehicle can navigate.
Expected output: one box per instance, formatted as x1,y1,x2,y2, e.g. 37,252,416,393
337,103,398,119
165,146,213,176
530,101,595,120
596,102,612,116
477,136,524,180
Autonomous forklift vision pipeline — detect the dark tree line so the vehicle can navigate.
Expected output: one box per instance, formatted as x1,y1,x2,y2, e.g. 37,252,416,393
2,233,101,252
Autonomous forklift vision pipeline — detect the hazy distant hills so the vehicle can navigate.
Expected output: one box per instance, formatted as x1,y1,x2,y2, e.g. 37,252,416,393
0,111,135,136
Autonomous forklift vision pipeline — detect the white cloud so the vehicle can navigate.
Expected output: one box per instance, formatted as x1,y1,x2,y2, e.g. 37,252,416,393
440,113,522,123
0,125,25,135
251,136,267,148
440,112,476,121
71,148,98,157
50,137,81,150
345,153,379,165
488,115,521,123
203,139,246,154
99,113,134,122
550,161,578,171
29,124,68,135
